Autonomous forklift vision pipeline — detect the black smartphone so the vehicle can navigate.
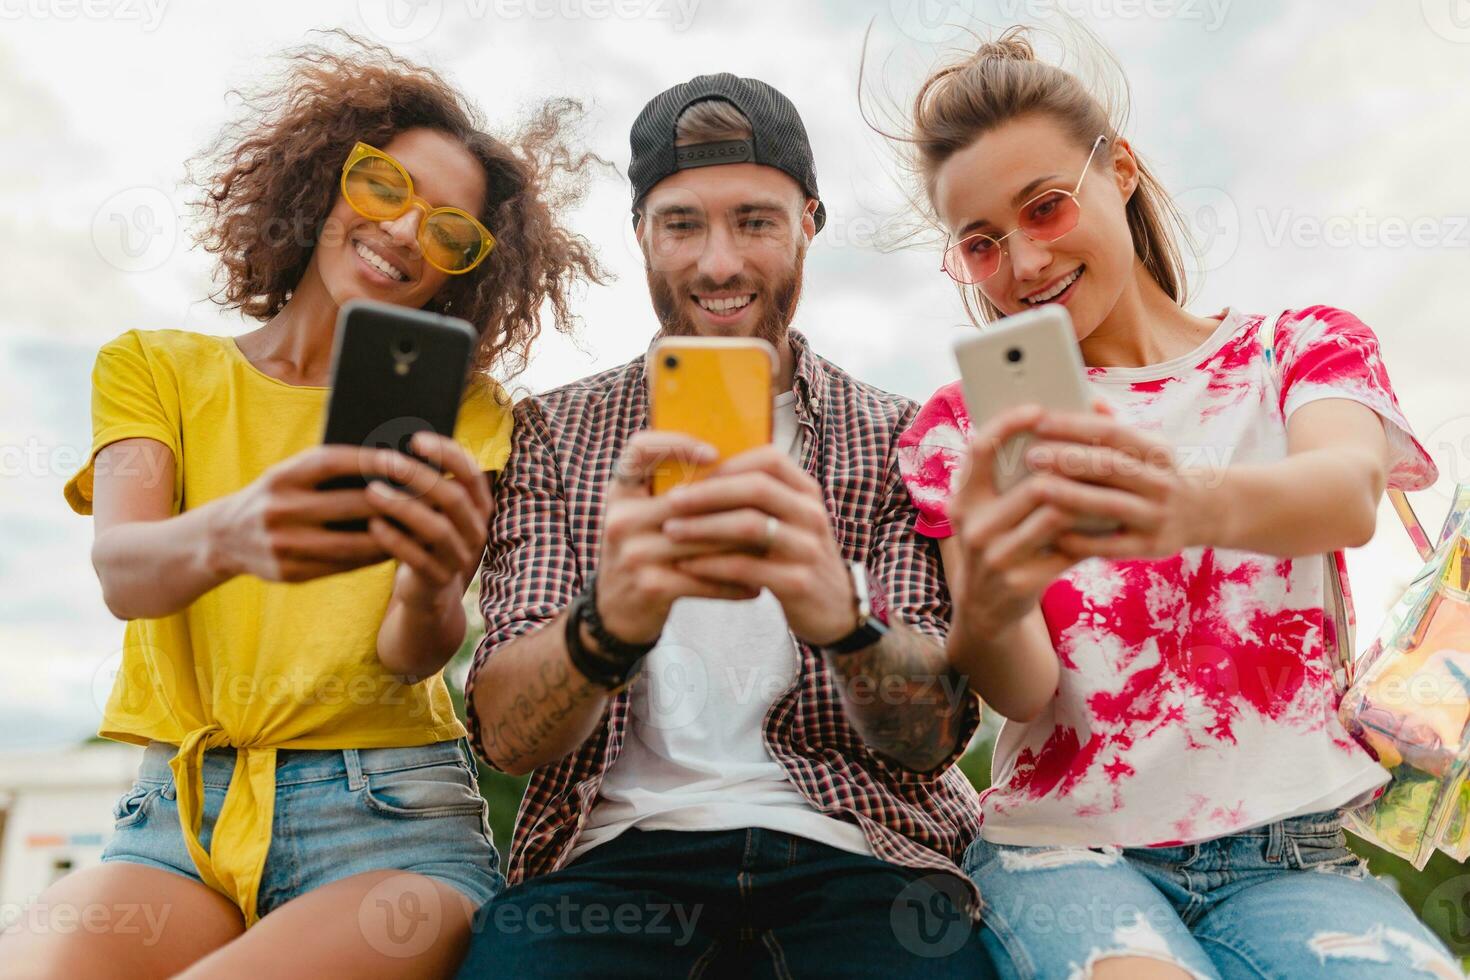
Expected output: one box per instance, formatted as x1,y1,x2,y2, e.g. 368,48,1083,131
318,299,477,531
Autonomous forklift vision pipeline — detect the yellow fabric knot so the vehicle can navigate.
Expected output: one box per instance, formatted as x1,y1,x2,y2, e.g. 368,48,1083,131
168,726,277,926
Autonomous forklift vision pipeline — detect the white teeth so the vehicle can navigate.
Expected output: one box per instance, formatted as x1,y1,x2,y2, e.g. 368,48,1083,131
697,294,754,313
355,241,407,282
1024,267,1082,304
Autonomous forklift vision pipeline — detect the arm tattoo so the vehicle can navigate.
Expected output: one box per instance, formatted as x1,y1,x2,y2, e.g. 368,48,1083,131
823,622,970,773
479,645,604,773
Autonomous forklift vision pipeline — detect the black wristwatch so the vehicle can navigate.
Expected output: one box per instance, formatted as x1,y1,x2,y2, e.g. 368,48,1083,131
564,573,657,692
820,561,890,656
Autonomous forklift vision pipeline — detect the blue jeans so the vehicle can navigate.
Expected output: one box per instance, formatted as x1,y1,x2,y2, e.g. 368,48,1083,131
101,738,504,917
965,810,1459,979
458,827,996,978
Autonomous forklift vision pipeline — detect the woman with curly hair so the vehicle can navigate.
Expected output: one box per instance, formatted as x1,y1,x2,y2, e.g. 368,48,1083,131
2,32,602,978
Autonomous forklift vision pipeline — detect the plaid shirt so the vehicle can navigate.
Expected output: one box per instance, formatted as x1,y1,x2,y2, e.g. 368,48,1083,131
467,329,983,912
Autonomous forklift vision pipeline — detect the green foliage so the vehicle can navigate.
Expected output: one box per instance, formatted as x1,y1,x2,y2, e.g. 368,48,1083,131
444,611,527,870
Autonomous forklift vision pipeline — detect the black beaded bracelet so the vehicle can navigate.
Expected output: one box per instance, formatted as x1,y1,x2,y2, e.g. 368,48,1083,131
564,592,637,690
562,576,656,691
582,573,660,661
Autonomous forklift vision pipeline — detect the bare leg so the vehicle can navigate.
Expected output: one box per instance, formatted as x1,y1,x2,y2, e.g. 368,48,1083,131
178,870,478,980
1091,957,1198,979
0,862,245,979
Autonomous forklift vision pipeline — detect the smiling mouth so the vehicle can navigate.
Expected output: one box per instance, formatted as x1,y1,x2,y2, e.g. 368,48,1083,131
694,293,756,315
354,239,410,283
1022,265,1084,305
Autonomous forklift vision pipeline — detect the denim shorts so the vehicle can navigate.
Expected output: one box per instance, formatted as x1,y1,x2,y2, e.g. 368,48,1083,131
965,810,1459,979
101,738,504,919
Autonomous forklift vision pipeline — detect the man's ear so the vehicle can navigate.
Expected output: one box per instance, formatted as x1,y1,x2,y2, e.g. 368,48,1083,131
801,198,818,242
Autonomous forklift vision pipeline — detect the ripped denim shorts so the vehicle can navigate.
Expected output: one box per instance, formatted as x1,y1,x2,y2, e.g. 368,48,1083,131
964,810,1458,979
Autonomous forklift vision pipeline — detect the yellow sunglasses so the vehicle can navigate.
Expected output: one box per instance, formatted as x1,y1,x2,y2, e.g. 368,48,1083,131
339,141,496,275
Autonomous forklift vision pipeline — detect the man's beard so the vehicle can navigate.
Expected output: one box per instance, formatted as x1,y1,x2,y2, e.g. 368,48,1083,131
646,250,805,347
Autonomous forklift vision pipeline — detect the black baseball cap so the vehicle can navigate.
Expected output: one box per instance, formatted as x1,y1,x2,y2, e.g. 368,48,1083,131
628,72,826,234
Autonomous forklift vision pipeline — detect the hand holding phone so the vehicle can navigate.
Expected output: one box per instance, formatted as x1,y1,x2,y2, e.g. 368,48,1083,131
209,443,401,583
953,306,1120,535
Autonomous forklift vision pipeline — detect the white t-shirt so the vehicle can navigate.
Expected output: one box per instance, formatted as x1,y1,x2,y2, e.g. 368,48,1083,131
569,390,875,861
897,306,1437,848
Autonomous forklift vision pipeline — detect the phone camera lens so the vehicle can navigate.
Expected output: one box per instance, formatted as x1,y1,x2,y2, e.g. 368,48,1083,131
664,355,679,370
1005,347,1024,364
396,338,416,356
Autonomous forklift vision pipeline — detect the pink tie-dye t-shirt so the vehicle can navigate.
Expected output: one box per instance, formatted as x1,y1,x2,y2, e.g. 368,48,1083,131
898,306,1437,848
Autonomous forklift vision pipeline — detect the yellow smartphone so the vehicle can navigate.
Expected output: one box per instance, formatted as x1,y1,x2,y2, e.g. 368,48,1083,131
648,337,776,495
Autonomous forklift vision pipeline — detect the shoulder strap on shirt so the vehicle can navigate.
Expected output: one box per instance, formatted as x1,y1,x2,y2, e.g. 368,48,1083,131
1259,310,1429,558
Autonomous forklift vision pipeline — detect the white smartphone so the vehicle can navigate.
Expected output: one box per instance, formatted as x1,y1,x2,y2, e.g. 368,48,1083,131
952,306,1119,535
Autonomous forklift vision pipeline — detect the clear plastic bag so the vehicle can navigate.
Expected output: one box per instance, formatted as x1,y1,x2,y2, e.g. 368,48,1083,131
1436,775,1470,862
1339,489,1470,869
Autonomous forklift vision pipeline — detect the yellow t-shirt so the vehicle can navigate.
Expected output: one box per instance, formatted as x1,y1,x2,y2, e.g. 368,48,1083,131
64,328,512,925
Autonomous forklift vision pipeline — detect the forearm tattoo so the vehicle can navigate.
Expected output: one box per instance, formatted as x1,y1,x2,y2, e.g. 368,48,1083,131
824,622,970,773
478,640,604,773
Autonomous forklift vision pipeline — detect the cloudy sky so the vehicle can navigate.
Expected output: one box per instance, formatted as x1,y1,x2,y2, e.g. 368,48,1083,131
2,0,1467,748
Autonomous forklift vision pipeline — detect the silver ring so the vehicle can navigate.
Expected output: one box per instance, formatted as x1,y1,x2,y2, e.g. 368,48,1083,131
762,515,779,555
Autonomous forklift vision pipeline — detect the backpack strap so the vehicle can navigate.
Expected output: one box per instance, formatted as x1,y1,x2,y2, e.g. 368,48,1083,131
1259,310,1431,559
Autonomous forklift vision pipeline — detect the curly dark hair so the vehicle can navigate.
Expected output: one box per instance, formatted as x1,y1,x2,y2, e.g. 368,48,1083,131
189,29,606,378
